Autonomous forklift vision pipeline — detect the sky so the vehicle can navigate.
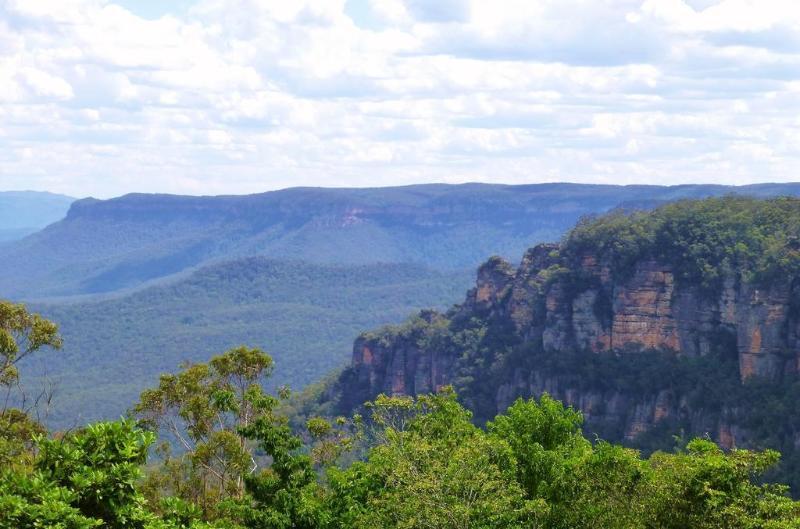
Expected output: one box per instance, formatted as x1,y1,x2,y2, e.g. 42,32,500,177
1,0,799,198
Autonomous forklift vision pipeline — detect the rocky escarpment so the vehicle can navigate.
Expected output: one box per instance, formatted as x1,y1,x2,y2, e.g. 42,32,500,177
341,240,800,450
328,197,800,491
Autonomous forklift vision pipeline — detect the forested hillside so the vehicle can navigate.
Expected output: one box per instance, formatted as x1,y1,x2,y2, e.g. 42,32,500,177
323,196,800,493
19,258,470,427
7,183,800,299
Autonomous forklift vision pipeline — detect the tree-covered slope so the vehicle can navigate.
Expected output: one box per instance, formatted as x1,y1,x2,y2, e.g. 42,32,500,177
0,191,75,242
7,183,800,299
18,258,471,428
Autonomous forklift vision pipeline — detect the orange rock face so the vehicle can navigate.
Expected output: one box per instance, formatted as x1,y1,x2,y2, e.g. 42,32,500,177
361,345,373,364
750,326,762,354
653,391,671,422
609,261,680,351
718,424,736,449
739,353,757,379
475,284,494,303
346,242,800,449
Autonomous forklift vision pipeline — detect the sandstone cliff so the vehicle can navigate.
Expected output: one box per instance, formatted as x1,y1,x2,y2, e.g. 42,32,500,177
339,198,800,456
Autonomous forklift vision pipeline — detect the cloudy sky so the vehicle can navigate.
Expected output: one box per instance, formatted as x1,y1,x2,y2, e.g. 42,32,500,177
1,0,799,198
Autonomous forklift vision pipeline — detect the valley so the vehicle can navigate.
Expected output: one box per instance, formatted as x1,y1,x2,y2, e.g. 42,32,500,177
21,258,471,427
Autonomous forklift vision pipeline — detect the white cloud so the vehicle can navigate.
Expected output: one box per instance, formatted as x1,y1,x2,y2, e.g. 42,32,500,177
0,0,798,198
641,0,800,33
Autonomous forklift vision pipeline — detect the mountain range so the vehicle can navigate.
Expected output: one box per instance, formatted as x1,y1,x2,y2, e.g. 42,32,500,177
8,183,800,300
8,182,800,430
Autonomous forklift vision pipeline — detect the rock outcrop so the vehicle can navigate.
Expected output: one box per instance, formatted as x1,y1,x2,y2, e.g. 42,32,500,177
343,243,800,449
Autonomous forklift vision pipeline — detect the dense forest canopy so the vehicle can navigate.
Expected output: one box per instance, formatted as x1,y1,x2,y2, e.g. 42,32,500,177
21,259,471,427
564,196,800,292
2,303,800,528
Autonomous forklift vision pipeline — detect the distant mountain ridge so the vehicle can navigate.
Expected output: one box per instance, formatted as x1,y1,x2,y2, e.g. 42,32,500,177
0,191,75,242
7,182,800,300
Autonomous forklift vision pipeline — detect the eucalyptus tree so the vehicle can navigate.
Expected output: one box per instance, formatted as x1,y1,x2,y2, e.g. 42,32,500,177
134,346,276,518
0,300,62,468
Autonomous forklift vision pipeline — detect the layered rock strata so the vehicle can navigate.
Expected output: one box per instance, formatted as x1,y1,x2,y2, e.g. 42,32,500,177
347,244,800,447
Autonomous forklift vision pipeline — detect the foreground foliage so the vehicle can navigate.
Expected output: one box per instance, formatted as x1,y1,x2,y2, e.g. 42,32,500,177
1,301,62,471
4,385,800,528
2,303,800,528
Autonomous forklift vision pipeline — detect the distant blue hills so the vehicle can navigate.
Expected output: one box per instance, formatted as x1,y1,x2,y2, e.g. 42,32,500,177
6,182,800,300
0,190,75,243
